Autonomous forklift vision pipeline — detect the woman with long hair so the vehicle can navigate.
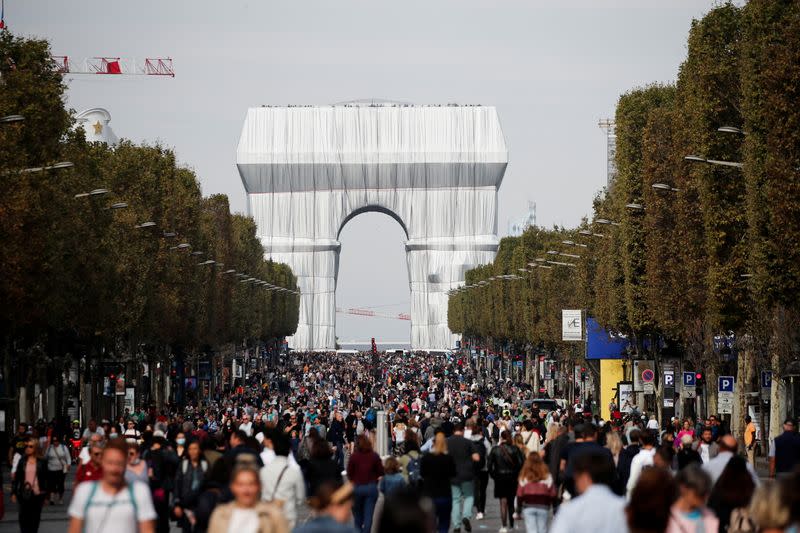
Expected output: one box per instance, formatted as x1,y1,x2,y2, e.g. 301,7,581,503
516,452,556,533
207,465,287,533
488,430,525,533
708,455,757,532
174,440,209,533
420,431,456,533
346,434,384,533
627,467,677,533
398,429,421,486
605,431,623,466
12,437,48,533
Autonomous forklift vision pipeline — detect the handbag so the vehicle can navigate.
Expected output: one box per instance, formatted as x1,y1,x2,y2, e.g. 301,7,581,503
20,482,34,502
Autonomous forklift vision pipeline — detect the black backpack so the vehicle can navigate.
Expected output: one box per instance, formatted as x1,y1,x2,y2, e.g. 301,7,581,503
473,437,488,471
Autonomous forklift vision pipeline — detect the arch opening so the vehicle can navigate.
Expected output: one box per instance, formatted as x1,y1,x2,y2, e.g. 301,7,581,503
337,205,409,241
336,210,411,347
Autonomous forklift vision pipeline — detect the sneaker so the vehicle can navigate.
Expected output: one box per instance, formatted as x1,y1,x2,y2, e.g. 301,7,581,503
453,529,461,533
476,512,485,520
499,528,508,533
463,518,472,532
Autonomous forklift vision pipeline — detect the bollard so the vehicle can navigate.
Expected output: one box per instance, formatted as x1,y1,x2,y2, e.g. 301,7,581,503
376,410,389,457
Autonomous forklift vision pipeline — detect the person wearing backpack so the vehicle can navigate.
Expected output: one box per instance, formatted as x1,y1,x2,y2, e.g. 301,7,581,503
470,422,491,521
488,430,525,533
173,440,208,533
67,438,156,533
398,430,422,488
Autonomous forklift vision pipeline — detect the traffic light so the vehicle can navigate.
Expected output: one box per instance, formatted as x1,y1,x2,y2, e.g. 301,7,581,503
695,372,704,393
580,367,587,381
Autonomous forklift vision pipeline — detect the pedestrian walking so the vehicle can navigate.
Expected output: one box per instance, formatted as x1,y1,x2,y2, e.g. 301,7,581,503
470,422,491,521
516,452,555,533
708,455,757,532
346,434,383,533
676,434,702,470
398,429,422,488
626,431,656,498
666,464,718,533
75,442,104,485
173,440,209,533
743,415,757,467
67,438,157,533
207,464,288,533
12,437,48,533
626,467,676,533
260,431,305,530
769,418,800,478
549,450,627,533
488,430,524,532
44,433,70,504
448,422,480,532
378,457,406,497
126,442,150,486
421,431,457,533
294,479,357,533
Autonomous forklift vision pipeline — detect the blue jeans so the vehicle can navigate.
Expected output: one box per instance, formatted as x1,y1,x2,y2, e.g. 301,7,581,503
432,496,452,533
352,482,378,533
522,506,549,533
451,481,474,526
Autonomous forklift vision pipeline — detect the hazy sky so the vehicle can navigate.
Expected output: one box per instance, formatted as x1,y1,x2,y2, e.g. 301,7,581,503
12,0,725,343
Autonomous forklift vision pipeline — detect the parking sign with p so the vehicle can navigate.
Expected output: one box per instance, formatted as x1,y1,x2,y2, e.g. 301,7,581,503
718,376,735,393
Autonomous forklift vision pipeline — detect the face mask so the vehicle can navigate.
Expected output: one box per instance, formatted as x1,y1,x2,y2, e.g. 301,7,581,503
109,433,118,439
176,438,186,446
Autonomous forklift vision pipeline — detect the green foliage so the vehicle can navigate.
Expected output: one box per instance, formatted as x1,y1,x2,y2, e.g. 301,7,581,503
449,1,800,373
0,31,299,367
615,85,676,334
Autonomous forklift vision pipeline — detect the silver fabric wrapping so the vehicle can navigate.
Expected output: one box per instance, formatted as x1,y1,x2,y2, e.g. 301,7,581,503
236,104,507,350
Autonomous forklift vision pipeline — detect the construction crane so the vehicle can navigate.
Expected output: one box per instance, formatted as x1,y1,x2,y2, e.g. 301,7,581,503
336,307,410,321
52,56,174,77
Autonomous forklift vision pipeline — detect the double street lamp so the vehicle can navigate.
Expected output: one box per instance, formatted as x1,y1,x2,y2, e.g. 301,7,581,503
652,183,679,193
684,155,743,169
0,114,24,124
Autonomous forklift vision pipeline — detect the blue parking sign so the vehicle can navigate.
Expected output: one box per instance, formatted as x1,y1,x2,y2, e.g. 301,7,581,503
683,372,696,387
761,371,772,389
718,376,735,393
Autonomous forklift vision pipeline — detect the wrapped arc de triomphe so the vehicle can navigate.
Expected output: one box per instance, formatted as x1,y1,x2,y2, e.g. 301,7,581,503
236,104,508,351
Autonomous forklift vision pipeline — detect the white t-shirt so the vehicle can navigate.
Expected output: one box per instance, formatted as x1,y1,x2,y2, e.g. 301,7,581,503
239,421,253,437
228,507,260,533
68,481,156,533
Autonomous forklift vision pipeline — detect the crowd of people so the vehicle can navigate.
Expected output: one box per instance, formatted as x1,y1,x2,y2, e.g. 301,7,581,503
7,349,800,533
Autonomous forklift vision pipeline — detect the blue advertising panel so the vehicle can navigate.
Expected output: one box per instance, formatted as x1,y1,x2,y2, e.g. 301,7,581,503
586,317,629,360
